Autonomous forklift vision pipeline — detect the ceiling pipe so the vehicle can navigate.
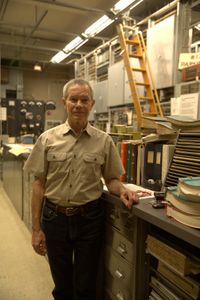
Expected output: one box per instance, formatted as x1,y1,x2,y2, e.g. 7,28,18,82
0,22,78,38
9,7,49,65
0,40,59,52
14,0,106,15
191,0,200,9
0,22,111,43
24,8,48,44
0,0,9,20
134,0,179,26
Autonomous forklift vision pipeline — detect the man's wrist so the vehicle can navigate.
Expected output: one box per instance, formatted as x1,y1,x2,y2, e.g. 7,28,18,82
119,185,126,195
32,226,41,232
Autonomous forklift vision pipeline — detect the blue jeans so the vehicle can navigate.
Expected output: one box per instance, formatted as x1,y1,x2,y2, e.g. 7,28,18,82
42,199,104,300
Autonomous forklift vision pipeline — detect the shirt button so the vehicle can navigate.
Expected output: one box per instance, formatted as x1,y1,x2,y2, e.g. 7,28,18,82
69,184,72,188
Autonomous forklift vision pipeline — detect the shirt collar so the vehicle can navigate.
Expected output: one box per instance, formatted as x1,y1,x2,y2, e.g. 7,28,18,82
63,120,93,137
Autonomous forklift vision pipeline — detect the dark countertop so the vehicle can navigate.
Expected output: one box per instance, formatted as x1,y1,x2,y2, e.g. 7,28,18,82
103,191,200,249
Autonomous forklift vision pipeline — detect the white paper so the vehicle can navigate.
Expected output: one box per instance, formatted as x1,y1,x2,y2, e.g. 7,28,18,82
0,107,7,120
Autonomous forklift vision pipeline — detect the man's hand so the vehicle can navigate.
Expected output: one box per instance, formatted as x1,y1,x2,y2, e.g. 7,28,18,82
105,178,153,209
120,188,153,209
120,188,139,209
32,229,47,256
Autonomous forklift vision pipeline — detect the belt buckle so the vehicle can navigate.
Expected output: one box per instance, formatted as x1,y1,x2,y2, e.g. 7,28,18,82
65,207,76,216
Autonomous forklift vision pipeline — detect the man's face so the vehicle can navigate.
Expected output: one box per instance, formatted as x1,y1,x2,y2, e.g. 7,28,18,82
63,84,95,126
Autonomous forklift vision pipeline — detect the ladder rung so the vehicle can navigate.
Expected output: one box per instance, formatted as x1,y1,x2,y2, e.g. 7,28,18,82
132,67,146,72
125,40,140,45
117,24,163,120
136,82,150,86
129,54,142,58
139,96,154,101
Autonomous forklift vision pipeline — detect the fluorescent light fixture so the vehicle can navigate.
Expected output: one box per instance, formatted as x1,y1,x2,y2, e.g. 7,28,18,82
84,15,114,37
34,64,42,71
51,51,70,63
112,0,136,14
50,0,143,63
63,36,88,52
51,37,88,63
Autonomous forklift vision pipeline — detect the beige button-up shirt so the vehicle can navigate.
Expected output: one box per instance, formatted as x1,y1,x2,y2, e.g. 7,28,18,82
24,121,124,206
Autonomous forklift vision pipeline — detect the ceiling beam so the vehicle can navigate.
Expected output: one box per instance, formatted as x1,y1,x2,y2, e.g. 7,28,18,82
0,21,78,38
13,0,106,15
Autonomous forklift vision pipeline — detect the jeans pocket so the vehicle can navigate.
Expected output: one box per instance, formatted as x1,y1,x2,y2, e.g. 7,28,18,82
42,205,57,221
83,203,104,220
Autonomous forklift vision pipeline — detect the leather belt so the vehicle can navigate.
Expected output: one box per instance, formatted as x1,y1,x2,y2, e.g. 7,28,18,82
45,198,100,216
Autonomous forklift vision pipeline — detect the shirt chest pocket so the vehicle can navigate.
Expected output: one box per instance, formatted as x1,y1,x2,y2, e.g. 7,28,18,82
47,152,70,174
82,153,104,180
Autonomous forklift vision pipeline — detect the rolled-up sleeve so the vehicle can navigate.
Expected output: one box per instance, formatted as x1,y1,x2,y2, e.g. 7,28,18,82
102,136,125,181
23,134,48,180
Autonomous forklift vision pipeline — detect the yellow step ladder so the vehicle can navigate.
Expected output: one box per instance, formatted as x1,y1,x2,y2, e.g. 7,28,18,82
116,23,163,129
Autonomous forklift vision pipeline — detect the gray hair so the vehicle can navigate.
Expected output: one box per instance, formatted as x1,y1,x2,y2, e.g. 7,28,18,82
63,78,94,99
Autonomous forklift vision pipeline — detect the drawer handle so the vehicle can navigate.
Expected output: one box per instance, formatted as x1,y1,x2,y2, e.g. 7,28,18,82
109,213,116,220
116,292,125,300
115,269,123,279
109,213,118,220
117,245,126,255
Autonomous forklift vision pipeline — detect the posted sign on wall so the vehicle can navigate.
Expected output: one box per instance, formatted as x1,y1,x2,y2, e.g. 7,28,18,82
178,53,200,69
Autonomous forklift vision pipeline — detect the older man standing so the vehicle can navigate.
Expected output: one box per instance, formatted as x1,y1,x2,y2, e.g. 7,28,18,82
24,78,138,300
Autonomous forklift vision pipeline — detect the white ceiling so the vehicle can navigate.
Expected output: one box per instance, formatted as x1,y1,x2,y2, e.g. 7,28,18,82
0,0,199,71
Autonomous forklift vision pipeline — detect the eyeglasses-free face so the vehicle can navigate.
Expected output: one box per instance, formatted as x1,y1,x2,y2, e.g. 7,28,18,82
63,84,95,132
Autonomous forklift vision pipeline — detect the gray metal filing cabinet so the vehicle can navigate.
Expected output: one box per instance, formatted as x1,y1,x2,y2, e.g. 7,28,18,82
103,198,136,300
2,144,33,230
93,80,108,114
102,191,200,300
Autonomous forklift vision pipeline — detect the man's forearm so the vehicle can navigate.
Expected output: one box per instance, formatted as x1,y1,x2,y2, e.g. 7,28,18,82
32,178,45,232
105,178,125,196
105,178,139,209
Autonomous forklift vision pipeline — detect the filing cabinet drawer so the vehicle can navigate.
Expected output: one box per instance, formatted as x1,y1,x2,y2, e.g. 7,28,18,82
105,225,134,263
105,271,132,300
105,202,134,241
105,246,132,290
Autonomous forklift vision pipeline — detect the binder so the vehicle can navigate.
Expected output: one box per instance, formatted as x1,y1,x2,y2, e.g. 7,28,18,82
143,142,163,191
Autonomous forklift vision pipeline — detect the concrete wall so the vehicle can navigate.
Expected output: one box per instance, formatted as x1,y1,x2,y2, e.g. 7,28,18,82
1,66,74,125
23,70,68,123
